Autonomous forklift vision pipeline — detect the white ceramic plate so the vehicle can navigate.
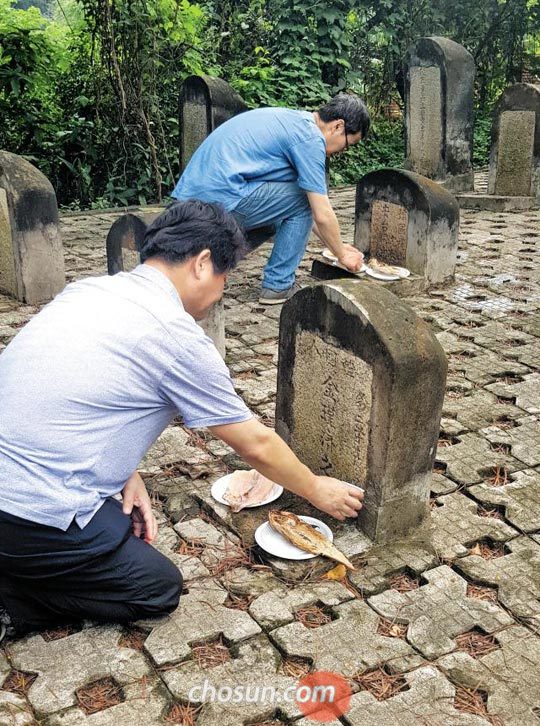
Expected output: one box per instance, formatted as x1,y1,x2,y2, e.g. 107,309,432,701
365,264,410,281
211,473,283,509
255,515,333,560
321,249,367,275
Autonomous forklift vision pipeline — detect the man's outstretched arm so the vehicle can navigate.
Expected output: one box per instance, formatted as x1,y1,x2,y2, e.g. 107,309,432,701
307,191,363,272
209,417,363,521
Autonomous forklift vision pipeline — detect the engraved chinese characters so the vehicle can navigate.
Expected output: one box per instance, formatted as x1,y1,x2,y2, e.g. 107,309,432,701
276,282,447,543
488,83,540,202
404,37,475,192
369,200,409,266
0,151,65,304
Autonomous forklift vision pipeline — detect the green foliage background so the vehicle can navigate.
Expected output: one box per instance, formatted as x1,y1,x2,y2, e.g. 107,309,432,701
1,0,538,208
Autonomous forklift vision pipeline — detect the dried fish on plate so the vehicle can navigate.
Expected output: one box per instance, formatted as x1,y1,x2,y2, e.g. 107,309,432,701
268,510,355,570
223,470,278,512
367,258,410,278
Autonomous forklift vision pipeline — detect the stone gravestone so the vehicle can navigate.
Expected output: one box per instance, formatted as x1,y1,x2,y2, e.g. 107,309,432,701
106,211,226,358
488,83,540,200
179,75,248,173
404,37,475,192
0,150,65,304
276,281,447,543
354,168,459,286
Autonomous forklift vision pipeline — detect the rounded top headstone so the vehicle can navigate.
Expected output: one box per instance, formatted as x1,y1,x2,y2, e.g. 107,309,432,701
180,75,247,118
0,150,58,230
405,36,474,69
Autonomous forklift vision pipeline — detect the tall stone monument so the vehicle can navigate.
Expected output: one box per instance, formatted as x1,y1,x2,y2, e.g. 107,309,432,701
276,282,447,543
354,168,459,286
105,210,226,358
488,83,540,200
179,75,248,173
0,150,65,304
404,37,475,192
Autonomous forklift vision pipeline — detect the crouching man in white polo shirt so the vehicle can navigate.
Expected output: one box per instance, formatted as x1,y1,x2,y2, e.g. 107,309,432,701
0,199,363,636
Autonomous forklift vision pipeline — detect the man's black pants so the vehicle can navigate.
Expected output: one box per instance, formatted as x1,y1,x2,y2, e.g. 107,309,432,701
0,499,182,632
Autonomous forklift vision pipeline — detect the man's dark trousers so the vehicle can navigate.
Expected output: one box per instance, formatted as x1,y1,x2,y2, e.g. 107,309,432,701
0,498,182,632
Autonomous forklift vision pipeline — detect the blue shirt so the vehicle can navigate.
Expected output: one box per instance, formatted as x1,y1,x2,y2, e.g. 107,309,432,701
172,107,327,210
0,265,252,530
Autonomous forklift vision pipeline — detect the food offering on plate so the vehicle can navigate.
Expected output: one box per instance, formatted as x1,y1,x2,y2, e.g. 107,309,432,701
321,248,367,275
365,257,410,281
212,469,283,512
267,510,355,570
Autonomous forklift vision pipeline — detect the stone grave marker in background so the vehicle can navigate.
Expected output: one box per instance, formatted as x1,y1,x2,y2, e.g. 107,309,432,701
179,75,248,173
488,83,540,200
0,150,65,304
276,281,447,543
403,37,475,192
355,168,459,286
105,209,226,357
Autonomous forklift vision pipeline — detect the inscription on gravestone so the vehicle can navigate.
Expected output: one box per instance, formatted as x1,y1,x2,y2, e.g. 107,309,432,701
290,332,372,485
409,66,442,178
0,188,17,297
182,99,209,168
370,200,409,265
495,110,535,197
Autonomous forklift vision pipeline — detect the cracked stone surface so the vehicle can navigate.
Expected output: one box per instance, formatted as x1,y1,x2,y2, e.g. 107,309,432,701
435,433,524,485
6,625,151,714
430,491,518,559
442,389,526,431
152,516,210,580
271,598,423,677
480,416,540,467
486,373,540,414
469,468,540,532
344,665,488,725
438,625,540,726
141,581,261,666
0,690,35,726
368,565,514,659
455,536,540,630
173,516,241,572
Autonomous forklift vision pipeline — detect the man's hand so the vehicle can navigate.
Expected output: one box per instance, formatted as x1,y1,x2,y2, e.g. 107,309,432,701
122,471,158,544
307,476,364,521
338,244,364,272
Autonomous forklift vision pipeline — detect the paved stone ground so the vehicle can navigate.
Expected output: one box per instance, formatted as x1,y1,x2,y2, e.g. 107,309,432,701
0,179,539,725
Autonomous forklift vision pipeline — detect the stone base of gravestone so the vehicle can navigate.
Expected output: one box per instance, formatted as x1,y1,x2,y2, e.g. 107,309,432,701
488,83,540,201
310,260,426,298
455,194,540,212
276,281,447,543
353,169,459,288
105,210,227,358
0,150,65,304
404,37,475,192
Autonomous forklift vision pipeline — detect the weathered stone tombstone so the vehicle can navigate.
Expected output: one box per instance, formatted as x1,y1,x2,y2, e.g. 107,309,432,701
404,37,475,192
105,210,226,357
355,168,459,286
179,75,248,173
0,150,65,304
276,281,447,543
488,83,540,200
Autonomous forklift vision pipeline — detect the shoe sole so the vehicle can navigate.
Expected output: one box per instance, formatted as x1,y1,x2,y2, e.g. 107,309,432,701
258,296,287,305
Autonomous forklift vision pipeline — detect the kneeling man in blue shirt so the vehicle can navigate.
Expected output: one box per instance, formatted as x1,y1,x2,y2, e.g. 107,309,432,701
172,92,370,304
0,199,363,637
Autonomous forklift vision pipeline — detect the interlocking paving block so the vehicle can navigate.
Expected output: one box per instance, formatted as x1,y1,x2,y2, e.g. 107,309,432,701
139,426,214,478
47,677,170,726
248,581,353,630
451,350,531,385
153,519,210,580
271,599,422,678
173,516,241,572
161,634,305,725
507,341,540,370
368,565,513,660
430,491,519,559
233,372,276,406
348,540,437,596
6,625,151,714
454,536,540,628
0,690,35,726
486,373,540,414
437,625,540,726
469,468,540,532
431,471,459,496
442,389,520,431
480,417,540,467
344,665,488,726
453,319,536,354
142,581,261,666
435,433,524,485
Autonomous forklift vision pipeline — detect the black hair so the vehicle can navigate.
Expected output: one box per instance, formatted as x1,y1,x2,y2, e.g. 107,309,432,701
318,92,370,138
139,199,247,273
